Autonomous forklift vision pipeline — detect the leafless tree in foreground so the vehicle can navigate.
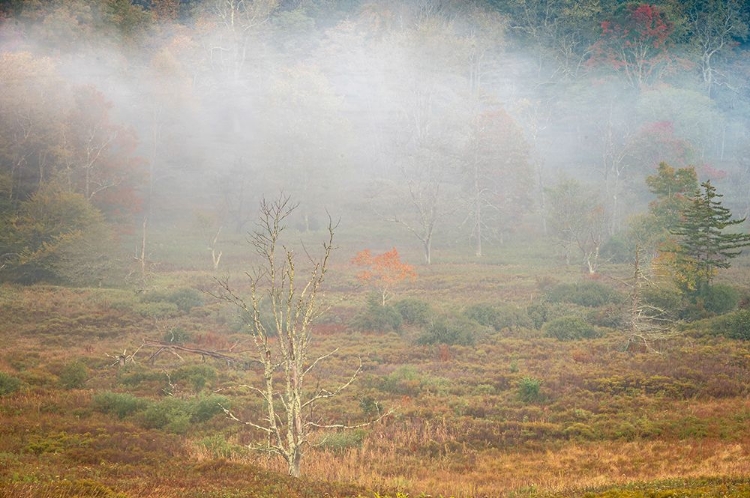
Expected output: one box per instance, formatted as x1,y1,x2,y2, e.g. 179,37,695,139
215,194,377,477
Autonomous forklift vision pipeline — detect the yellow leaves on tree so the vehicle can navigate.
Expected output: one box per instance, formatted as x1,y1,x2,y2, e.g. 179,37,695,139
351,248,416,305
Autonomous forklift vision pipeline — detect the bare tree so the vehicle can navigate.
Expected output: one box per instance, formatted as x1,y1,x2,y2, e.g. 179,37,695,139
215,194,366,477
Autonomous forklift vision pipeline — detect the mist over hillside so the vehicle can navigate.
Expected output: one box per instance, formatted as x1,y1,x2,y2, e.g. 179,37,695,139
2,0,750,277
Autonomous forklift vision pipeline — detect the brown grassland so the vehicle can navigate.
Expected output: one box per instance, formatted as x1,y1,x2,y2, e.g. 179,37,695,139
0,236,749,498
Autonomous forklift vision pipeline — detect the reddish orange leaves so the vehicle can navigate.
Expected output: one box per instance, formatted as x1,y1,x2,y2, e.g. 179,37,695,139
351,248,416,305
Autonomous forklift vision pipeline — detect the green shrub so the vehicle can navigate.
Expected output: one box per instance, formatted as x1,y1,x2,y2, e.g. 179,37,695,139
545,281,624,307
518,376,543,403
464,303,534,331
162,326,192,344
190,395,229,423
59,361,88,389
139,395,228,433
416,315,479,346
133,301,179,319
140,287,204,315
359,396,383,416
172,364,217,392
711,310,750,340
378,366,449,396
543,315,600,341
394,298,432,326
701,284,739,315
166,288,205,312
92,391,148,419
140,397,191,434
526,301,579,329
0,372,21,395
318,429,366,453
353,294,402,333
586,304,625,328
197,435,247,460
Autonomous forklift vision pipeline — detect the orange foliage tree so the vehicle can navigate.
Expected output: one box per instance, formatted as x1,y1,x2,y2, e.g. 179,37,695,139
351,248,416,305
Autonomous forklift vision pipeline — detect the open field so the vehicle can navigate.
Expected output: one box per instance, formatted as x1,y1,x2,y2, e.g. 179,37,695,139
1,235,749,498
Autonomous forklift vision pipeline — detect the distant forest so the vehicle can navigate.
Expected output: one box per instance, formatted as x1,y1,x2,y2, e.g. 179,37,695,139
2,0,750,281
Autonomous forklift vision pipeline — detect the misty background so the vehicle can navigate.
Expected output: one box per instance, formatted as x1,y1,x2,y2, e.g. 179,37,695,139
2,0,750,282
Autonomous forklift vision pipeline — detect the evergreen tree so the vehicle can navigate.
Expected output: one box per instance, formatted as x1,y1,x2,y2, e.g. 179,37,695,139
669,181,750,294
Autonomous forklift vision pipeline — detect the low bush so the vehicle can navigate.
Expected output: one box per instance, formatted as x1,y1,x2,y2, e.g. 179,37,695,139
141,287,204,313
545,281,624,307
353,294,402,333
587,304,625,329
197,434,248,460
526,300,579,329
140,394,229,433
172,364,217,393
543,315,600,341
92,391,149,419
318,429,367,453
59,361,88,389
0,372,21,395
711,309,750,340
518,376,543,403
464,303,534,331
140,397,192,434
394,298,432,326
701,284,740,315
416,315,480,346
162,326,192,344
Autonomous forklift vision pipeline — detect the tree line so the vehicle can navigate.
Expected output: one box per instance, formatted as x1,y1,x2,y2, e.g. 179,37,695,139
1,0,750,282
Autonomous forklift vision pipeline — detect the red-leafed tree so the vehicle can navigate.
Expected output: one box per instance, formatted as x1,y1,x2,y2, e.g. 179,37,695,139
588,3,681,89
625,121,694,173
462,106,533,256
352,248,416,305
62,85,145,223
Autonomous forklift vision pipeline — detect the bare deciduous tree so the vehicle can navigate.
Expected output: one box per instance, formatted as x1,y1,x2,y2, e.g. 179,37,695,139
215,194,365,477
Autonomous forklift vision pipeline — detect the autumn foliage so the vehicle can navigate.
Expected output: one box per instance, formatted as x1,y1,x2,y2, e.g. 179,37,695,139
351,248,416,305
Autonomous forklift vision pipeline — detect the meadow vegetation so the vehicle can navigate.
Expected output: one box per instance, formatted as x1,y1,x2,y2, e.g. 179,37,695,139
0,233,749,497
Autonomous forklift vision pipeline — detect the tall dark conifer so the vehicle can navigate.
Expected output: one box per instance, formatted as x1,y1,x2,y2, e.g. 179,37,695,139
670,181,750,293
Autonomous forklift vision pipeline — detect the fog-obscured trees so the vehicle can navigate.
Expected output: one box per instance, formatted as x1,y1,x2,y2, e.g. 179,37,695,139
546,177,608,273
462,106,533,256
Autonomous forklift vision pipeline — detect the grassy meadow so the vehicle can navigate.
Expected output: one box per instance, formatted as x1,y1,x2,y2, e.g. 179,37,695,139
0,226,749,498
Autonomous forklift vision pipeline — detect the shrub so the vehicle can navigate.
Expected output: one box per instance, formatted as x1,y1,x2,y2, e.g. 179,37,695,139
416,315,479,346
353,294,402,333
586,304,625,328
198,435,247,460
59,361,88,389
318,429,366,453
545,281,624,307
701,284,739,315
141,397,191,434
464,303,534,331
543,316,600,341
378,366,449,396
140,287,204,314
92,391,148,419
190,395,229,423
394,298,432,326
0,372,21,396
526,301,578,329
139,395,228,433
172,364,217,393
360,396,383,416
162,326,192,344
167,288,205,312
518,376,543,403
711,310,750,340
